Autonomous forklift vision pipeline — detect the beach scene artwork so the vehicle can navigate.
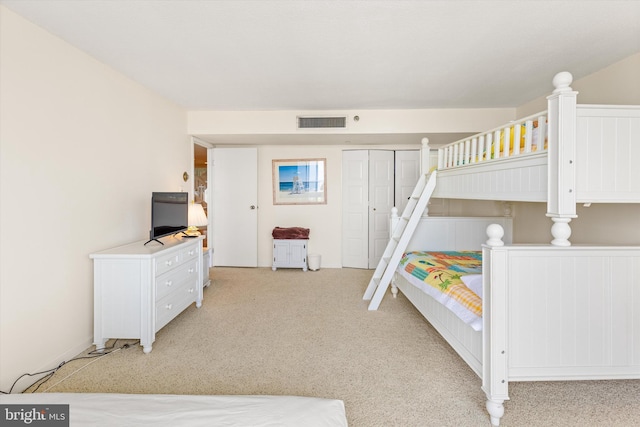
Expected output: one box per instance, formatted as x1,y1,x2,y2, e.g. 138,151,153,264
273,159,326,205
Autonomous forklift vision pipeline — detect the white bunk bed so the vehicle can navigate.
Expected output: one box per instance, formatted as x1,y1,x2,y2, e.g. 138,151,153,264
365,72,640,426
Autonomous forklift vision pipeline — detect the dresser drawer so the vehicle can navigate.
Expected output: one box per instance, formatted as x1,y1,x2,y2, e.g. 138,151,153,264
155,258,198,301
155,250,182,276
155,279,198,331
181,244,200,263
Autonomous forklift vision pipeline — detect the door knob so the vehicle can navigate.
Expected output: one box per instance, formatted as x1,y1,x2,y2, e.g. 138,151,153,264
250,205,256,209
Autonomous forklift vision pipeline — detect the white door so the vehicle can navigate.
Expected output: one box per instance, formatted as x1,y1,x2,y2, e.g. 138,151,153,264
342,150,421,269
395,150,421,214
342,150,368,269
368,150,394,268
212,147,258,267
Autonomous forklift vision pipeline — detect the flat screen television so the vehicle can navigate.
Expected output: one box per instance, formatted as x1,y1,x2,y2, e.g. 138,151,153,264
146,192,189,245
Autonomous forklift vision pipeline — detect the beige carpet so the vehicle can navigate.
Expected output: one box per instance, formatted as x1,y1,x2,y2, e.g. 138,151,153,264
28,267,639,426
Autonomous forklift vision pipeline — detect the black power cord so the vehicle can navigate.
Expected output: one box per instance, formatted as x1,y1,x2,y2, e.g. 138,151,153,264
0,340,139,394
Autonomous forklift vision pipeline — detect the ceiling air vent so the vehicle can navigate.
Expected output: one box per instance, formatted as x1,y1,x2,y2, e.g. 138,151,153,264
297,116,347,129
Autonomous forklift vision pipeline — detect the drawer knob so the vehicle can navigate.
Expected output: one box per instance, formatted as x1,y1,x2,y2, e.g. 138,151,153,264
188,288,195,293
188,268,194,273
165,260,173,266
189,250,195,255
165,280,173,287
165,304,173,310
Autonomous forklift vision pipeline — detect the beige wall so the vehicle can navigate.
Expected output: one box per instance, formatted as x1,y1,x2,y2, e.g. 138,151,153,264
517,53,640,117
257,145,344,268
255,143,420,268
191,103,517,271
189,108,515,136
0,6,189,392
512,203,640,245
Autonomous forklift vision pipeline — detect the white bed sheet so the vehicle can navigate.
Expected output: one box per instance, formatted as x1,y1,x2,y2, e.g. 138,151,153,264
395,267,482,331
0,393,348,427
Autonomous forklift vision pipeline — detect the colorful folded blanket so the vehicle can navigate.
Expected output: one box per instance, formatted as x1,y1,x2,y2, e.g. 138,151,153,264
400,251,482,318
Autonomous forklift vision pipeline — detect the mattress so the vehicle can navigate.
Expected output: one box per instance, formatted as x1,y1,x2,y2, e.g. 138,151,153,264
0,393,348,427
397,251,483,331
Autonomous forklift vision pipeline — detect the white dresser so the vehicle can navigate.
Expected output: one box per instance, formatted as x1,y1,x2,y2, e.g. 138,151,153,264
90,235,203,353
272,239,308,271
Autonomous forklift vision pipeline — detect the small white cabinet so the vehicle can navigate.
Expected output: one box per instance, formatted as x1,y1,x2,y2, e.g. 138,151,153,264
90,236,203,354
272,239,308,271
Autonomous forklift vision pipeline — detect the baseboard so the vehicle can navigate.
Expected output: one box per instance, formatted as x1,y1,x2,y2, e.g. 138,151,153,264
10,336,93,393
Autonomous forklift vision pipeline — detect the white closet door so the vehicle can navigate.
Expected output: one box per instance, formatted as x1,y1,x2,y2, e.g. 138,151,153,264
342,150,369,269
395,150,420,213
342,150,415,269
368,150,395,268
212,147,258,267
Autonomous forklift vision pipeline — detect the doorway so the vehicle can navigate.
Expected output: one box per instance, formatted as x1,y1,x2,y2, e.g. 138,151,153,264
211,147,258,267
193,143,209,246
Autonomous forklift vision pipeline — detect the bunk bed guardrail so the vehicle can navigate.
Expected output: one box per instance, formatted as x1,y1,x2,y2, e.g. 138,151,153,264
438,112,548,170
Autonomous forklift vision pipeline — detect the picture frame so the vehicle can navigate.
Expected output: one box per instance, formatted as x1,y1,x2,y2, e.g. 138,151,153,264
272,158,327,205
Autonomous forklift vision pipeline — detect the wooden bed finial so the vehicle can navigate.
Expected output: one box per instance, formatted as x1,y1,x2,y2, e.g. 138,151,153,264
552,71,573,93
486,224,504,247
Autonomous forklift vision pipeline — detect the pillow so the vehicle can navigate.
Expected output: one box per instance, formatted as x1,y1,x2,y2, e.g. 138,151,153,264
461,274,483,298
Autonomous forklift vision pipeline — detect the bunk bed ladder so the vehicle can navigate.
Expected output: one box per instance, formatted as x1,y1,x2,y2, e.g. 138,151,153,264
363,170,437,310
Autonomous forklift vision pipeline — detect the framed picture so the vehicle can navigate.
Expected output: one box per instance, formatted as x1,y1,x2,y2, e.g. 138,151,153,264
272,158,327,205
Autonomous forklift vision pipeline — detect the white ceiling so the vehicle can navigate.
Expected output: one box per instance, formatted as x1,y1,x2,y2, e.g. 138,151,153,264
3,0,639,145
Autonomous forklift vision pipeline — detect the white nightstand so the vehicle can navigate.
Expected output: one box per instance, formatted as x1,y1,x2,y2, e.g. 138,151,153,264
272,239,308,271
202,247,212,287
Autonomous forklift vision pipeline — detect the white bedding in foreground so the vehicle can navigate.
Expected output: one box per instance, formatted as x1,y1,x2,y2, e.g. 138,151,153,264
0,393,348,427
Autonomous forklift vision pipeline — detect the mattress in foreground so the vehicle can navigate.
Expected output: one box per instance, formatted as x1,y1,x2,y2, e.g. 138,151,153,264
0,393,348,427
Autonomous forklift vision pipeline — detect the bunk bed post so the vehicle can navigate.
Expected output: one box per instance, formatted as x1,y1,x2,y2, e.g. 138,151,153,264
389,206,400,298
546,71,578,246
421,138,431,216
420,137,431,175
389,207,400,234
482,224,508,426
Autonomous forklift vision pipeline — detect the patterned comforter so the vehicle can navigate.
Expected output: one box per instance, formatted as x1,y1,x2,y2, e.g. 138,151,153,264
397,251,483,331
